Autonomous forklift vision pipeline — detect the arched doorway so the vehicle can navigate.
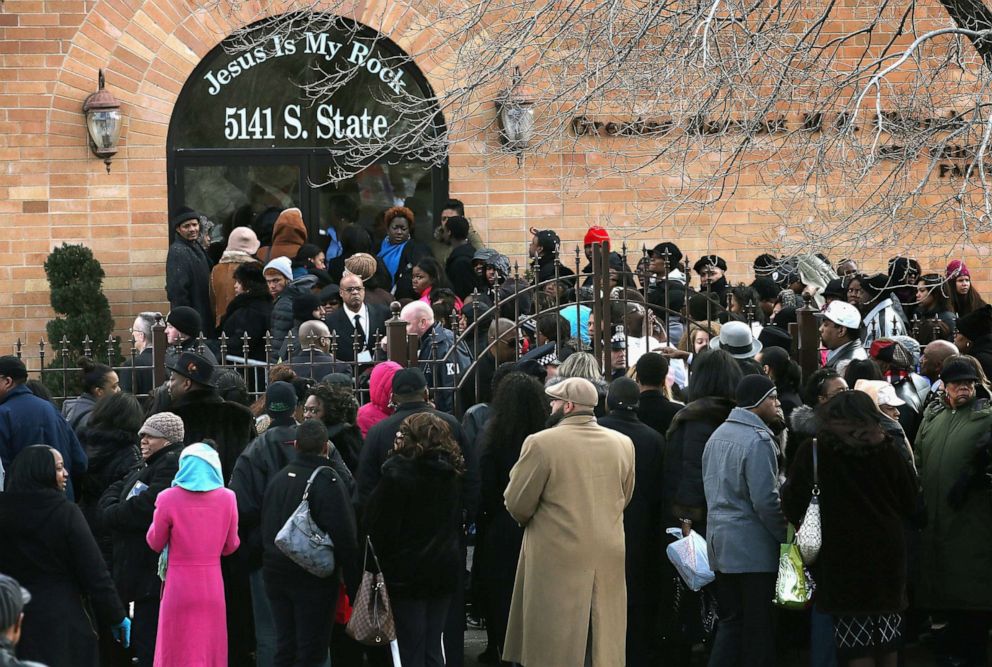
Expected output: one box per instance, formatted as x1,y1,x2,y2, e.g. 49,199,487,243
167,13,447,253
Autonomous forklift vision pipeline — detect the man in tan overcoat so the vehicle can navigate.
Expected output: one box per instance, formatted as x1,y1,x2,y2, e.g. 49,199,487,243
503,377,636,667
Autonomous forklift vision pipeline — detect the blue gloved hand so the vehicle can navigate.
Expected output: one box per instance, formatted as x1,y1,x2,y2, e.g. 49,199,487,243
111,617,131,648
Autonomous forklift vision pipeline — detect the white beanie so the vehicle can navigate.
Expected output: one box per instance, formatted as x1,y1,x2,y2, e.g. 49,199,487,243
264,256,293,281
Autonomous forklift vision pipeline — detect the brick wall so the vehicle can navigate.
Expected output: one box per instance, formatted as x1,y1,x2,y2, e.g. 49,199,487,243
1,0,990,360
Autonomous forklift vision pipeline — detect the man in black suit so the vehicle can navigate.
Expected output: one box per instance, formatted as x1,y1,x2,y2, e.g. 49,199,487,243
324,272,389,362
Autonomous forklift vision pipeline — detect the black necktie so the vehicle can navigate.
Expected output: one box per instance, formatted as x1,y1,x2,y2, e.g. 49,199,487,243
353,314,367,349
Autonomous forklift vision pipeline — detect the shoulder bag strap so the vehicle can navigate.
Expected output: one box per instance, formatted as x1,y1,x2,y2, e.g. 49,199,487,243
811,438,820,497
301,466,332,501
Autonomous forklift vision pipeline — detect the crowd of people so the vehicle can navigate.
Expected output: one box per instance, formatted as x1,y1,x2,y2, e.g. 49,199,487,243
0,202,991,667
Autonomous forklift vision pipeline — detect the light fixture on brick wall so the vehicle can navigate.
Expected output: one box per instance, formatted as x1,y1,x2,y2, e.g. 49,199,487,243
496,66,535,166
82,70,122,173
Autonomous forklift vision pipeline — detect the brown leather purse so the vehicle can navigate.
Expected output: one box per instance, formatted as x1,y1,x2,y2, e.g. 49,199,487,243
345,536,396,646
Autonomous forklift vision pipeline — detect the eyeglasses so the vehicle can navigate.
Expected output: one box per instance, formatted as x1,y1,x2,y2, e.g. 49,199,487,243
302,406,320,415
342,287,364,294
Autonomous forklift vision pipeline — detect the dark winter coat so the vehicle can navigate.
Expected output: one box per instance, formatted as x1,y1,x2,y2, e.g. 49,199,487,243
230,423,354,569
0,490,126,667
288,349,350,381
534,254,575,286
61,393,97,434
418,322,473,414
326,421,363,475
118,347,154,395
390,240,433,301
167,388,255,483
98,442,182,601
782,429,917,614
637,389,682,438
356,401,479,522
163,337,218,371
598,411,666,608
447,243,479,300
220,291,273,362
364,452,463,599
270,274,319,354
914,396,992,610
261,453,360,595
166,236,214,336
76,427,141,563
968,333,992,382
0,384,87,501
663,396,735,533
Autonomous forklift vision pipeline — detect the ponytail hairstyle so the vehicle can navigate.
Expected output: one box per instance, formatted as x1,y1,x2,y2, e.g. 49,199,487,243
78,356,114,395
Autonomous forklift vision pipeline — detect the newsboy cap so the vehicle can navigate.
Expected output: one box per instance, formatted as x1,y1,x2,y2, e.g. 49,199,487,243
546,377,599,408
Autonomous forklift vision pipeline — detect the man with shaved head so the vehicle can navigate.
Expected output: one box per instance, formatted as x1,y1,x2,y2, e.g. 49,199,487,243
461,317,519,409
920,339,959,411
399,300,472,414
289,320,348,380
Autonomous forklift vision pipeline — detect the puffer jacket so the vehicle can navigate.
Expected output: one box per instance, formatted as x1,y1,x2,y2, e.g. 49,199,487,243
357,361,402,437
270,273,318,353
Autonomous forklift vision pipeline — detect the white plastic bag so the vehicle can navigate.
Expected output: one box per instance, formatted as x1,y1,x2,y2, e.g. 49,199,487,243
665,527,715,591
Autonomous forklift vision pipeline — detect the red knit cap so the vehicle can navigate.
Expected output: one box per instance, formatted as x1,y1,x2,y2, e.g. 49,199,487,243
583,226,610,247
946,259,970,279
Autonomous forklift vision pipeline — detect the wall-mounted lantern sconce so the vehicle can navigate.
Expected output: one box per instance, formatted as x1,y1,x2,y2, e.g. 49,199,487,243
82,70,122,173
496,66,535,166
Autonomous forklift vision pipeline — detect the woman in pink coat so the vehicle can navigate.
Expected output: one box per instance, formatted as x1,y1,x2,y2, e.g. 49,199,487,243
146,443,240,667
357,361,402,437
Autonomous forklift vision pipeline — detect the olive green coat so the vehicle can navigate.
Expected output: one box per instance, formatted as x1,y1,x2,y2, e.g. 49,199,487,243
915,397,992,610
502,413,635,667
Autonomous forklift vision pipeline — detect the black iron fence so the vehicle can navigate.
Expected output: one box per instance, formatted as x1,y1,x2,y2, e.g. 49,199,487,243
11,242,950,409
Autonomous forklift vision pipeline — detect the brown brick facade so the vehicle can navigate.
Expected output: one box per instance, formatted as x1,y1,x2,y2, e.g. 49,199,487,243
1,0,990,353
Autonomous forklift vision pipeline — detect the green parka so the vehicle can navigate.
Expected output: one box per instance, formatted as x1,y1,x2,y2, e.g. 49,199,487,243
914,397,992,610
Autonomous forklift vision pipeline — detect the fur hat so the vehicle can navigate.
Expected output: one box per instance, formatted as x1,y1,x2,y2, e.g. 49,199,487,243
139,411,185,444
226,226,260,255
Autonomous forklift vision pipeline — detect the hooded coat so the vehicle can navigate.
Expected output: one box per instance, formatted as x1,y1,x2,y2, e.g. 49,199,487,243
166,236,214,336
356,361,401,437
259,208,307,263
502,413,635,667
914,396,992,610
782,428,917,613
0,489,126,667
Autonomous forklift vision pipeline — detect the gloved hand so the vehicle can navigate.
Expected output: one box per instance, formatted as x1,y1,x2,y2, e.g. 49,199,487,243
111,617,131,648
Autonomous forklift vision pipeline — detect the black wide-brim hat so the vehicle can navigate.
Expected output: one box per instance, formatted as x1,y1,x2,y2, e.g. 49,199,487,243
167,351,215,388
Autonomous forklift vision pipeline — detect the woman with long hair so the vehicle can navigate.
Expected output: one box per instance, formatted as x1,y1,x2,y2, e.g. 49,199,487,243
945,260,986,317
364,412,465,667
0,445,129,666
782,391,917,667
147,443,240,667
757,345,802,420
412,256,463,310
220,262,273,363
476,373,550,664
61,357,120,434
915,273,955,340
660,349,742,660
